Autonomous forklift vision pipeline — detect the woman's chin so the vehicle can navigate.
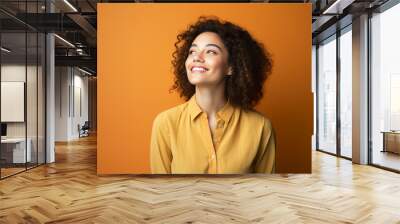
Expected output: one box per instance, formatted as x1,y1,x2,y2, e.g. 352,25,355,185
188,74,224,86
188,77,208,85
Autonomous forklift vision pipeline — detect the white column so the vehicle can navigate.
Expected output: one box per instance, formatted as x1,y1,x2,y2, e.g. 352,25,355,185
352,14,369,164
55,67,73,141
45,1,55,163
46,33,55,163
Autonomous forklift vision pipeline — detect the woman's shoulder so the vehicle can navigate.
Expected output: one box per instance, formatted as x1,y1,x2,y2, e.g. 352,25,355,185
241,108,273,129
153,102,189,125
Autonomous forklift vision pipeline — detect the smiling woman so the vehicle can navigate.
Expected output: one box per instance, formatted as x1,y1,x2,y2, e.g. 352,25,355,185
150,16,274,174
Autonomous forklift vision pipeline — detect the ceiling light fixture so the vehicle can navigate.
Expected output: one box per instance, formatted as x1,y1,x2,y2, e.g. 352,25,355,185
54,34,75,48
78,67,93,76
322,0,354,15
63,0,78,12
1,47,11,53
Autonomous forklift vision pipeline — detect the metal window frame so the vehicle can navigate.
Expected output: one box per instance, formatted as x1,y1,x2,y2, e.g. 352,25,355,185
316,0,400,173
315,23,353,162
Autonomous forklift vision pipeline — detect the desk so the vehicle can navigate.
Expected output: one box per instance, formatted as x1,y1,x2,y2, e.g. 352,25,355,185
382,131,400,154
1,138,31,163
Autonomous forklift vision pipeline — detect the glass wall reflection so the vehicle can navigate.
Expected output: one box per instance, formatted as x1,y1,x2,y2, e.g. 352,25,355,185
38,32,45,165
371,3,400,171
1,31,28,177
27,31,38,169
0,1,46,179
339,27,352,158
317,35,337,154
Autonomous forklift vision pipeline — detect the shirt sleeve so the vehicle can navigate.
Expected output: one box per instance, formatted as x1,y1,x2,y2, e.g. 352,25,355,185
254,118,276,173
150,113,172,174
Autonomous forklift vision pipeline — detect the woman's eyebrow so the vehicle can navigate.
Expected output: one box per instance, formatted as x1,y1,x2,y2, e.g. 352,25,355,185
190,43,222,51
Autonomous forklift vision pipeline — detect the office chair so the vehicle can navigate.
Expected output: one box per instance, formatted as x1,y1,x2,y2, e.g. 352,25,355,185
79,121,90,138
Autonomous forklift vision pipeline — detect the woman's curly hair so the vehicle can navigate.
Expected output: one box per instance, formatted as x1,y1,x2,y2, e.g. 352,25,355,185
171,16,272,110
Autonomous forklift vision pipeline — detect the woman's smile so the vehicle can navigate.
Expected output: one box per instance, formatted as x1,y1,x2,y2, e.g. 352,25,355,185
191,65,209,73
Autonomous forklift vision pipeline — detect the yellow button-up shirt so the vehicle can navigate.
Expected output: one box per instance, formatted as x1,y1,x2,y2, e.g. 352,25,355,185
150,96,275,174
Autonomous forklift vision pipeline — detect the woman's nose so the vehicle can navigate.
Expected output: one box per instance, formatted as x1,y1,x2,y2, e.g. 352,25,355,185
193,51,205,62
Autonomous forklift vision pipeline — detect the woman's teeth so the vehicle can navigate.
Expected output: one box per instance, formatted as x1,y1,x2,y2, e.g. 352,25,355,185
192,67,207,72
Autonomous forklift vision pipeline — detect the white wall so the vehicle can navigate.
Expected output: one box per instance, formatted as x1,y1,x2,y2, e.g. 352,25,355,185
1,65,26,133
55,67,70,141
72,72,89,138
1,65,39,137
1,63,46,164
55,67,89,141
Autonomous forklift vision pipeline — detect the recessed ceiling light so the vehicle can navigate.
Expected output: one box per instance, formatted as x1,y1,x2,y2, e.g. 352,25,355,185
77,67,93,76
54,34,75,48
323,0,354,15
1,47,11,53
63,0,78,12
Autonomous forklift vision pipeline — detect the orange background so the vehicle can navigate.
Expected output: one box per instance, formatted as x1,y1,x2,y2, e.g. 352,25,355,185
97,3,312,174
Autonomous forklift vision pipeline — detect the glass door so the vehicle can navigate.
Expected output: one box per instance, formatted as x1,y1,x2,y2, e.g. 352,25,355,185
317,35,337,154
370,2,400,171
339,26,352,158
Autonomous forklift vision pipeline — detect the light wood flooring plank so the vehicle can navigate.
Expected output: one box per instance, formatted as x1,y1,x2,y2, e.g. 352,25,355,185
0,135,399,223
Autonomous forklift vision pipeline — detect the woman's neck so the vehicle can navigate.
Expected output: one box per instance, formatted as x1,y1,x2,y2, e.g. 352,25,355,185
195,83,226,116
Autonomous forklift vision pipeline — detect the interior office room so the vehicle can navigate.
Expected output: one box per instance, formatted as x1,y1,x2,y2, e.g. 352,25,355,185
0,0,399,223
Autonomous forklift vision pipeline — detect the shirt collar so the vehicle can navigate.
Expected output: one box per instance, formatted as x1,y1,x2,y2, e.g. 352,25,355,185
188,95,235,123
188,95,203,121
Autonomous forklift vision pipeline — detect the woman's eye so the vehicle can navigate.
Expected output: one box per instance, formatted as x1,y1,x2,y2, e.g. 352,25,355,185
189,50,196,55
207,50,217,55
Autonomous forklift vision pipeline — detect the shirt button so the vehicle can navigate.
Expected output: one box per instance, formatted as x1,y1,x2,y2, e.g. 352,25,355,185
217,120,225,128
211,154,216,159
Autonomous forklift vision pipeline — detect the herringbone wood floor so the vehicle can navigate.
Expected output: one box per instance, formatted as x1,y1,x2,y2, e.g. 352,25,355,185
0,135,400,224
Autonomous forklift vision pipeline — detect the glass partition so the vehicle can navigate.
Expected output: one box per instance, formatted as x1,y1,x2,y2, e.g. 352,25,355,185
38,32,45,165
27,30,38,169
339,27,352,158
0,1,46,179
371,3,400,171
1,30,28,177
317,35,337,154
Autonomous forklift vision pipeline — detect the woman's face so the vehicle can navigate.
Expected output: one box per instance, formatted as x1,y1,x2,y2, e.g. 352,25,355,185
185,32,231,86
